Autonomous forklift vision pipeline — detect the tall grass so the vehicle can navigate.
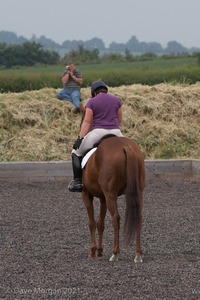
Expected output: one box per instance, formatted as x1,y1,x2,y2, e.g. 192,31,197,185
0,57,199,92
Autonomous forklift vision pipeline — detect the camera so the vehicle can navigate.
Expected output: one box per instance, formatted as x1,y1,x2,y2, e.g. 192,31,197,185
66,66,71,71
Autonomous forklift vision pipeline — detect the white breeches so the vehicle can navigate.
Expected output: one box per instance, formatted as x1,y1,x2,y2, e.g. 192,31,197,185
72,128,123,157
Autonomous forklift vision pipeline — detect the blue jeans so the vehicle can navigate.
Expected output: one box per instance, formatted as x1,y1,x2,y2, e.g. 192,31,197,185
56,89,81,108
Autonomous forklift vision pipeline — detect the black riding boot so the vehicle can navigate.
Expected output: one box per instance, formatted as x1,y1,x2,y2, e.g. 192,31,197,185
68,154,83,192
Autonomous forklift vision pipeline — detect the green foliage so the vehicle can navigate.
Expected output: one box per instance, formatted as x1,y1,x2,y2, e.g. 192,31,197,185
101,52,124,63
0,73,61,92
193,52,200,66
0,42,59,68
61,45,100,64
0,57,200,93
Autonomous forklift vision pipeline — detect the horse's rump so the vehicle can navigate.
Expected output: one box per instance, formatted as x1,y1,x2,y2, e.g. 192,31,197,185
83,136,145,199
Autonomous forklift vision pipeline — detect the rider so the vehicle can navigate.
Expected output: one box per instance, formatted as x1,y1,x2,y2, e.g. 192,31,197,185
68,80,123,192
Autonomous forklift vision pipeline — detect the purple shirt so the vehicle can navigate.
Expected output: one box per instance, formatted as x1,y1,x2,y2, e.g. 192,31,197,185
85,93,122,129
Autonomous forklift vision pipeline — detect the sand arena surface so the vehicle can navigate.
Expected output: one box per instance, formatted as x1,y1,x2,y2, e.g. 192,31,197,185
1,178,200,299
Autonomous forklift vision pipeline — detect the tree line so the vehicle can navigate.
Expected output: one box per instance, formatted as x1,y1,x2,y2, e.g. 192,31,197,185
0,42,59,68
1,30,200,56
0,41,200,69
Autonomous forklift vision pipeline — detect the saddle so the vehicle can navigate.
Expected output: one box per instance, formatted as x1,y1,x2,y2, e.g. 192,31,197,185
93,134,117,148
81,134,116,168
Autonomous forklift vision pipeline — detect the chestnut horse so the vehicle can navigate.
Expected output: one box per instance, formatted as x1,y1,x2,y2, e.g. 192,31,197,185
81,136,145,262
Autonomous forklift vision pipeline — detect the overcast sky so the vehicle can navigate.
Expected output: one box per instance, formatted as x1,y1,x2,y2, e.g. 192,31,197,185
0,0,200,48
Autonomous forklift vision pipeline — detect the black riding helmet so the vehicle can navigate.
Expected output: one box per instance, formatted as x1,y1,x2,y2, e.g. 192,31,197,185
91,80,108,97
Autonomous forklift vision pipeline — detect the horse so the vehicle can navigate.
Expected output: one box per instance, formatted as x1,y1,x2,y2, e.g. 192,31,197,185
81,136,145,262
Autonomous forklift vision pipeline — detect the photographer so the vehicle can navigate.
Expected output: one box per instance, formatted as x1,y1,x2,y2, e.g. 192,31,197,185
56,62,84,113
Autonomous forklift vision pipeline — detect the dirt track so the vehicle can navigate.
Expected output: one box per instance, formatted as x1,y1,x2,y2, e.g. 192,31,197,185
1,178,200,300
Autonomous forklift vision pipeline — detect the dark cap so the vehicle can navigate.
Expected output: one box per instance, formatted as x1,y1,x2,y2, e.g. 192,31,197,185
91,80,108,96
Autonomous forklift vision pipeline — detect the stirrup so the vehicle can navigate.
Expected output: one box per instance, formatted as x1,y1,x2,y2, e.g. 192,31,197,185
68,179,83,192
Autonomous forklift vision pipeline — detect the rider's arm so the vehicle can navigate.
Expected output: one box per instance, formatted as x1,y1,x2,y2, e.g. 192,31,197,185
117,107,122,124
79,108,93,138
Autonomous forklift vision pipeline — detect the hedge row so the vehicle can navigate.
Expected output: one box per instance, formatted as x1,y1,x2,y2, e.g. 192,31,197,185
1,66,200,93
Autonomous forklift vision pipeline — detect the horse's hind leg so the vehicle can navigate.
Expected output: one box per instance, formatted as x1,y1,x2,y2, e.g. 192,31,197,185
97,198,107,257
106,195,120,261
82,191,97,258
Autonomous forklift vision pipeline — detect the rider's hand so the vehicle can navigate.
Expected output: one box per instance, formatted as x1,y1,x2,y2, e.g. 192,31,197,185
73,137,83,150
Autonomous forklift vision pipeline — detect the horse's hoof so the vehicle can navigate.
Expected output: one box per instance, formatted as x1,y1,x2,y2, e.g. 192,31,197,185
88,254,96,259
109,254,118,261
134,253,143,263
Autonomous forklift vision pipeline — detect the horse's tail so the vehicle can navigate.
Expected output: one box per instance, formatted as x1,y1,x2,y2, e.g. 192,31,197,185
123,145,140,245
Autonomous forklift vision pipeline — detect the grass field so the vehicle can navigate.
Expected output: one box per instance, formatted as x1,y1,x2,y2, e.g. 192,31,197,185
1,57,200,93
0,56,197,75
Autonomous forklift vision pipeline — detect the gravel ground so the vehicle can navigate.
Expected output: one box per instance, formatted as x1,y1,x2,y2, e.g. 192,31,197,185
0,178,200,300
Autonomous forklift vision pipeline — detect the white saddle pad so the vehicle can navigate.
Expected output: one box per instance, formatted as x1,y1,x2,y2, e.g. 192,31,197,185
81,148,97,169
